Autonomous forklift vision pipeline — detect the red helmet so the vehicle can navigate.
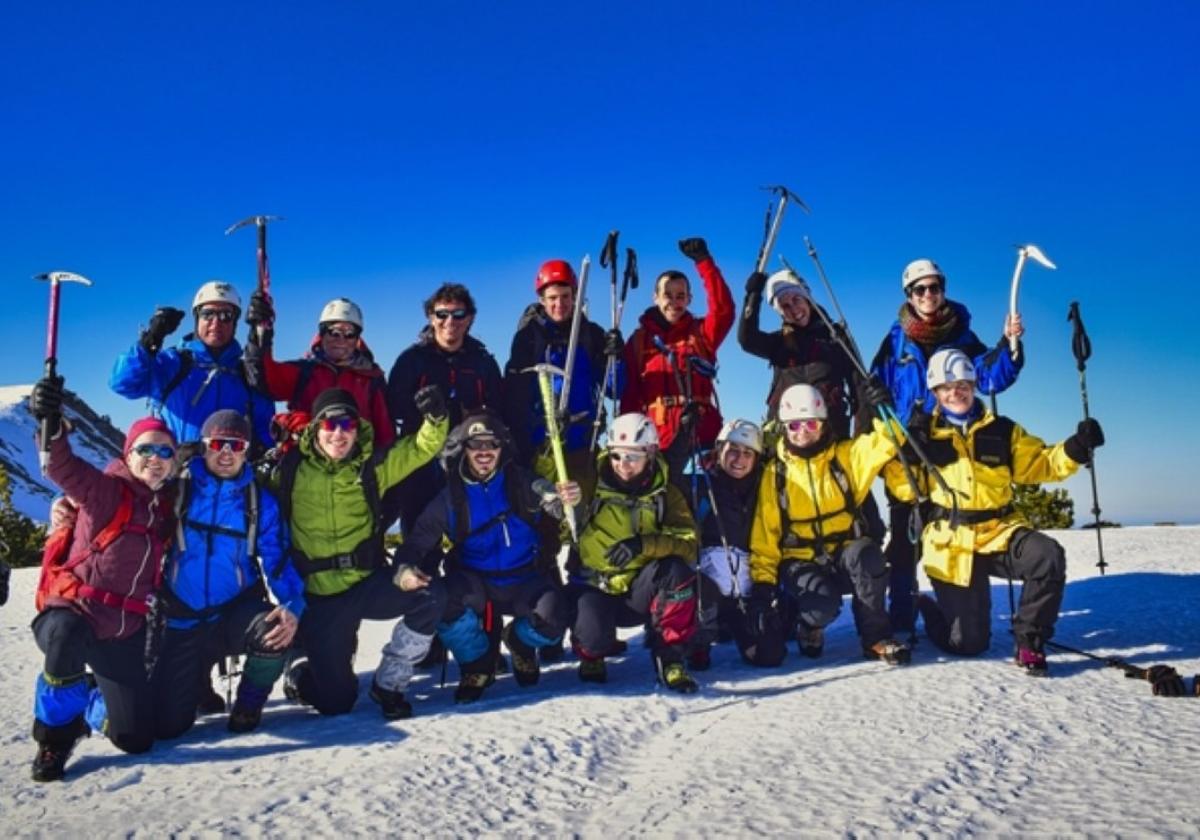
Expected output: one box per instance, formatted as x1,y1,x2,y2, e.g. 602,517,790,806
535,259,577,293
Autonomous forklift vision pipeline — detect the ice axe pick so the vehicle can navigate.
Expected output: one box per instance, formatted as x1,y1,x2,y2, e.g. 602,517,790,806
34,271,93,474
1008,243,1056,359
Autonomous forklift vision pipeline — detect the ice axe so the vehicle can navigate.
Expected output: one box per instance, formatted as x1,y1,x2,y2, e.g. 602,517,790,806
34,271,93,474
225,215,283,342
523,362,577,543
755,185,810,274
1068,301,1106,574
1007,243,1056,359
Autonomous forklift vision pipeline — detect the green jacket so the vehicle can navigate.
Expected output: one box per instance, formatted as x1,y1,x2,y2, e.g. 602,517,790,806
277,415,447,596
577,454,697,595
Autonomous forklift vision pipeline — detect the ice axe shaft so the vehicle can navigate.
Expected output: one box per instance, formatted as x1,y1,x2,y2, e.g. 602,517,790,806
226,215,283,341
557,255,590,417
524,363,577,543
755,185,810,275
1008,243,1056,358
35,271,93,474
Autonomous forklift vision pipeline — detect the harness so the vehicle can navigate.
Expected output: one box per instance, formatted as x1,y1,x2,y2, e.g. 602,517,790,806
772,451,865,559
634,325,717,426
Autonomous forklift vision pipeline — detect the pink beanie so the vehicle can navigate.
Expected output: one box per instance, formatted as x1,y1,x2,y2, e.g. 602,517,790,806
124,417,176,457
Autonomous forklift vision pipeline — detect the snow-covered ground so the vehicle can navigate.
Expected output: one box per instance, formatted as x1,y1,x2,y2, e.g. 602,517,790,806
2,527,1197,837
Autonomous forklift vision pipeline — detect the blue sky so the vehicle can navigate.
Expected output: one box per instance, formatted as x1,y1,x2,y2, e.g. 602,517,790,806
2,3,1197,526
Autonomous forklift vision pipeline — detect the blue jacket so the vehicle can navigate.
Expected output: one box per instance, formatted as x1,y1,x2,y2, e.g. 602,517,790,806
869,302,1023,425
109,335,275,447
165,458,305,629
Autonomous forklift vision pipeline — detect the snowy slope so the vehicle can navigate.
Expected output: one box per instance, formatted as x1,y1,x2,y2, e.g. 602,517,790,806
0,384,123,523
1,527,1197,837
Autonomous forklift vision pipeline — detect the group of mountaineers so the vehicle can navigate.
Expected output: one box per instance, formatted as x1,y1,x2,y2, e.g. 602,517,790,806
21,208,1139,784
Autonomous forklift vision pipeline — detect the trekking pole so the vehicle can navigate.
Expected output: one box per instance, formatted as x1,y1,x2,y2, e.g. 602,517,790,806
803,237,863,363
754,185,810,274
558,256,591,419
591,233,620,452
226,215,284,344
1041,639,1197,697
526,363,577,543
34,271,93,475
1068,301,1106,574
1007,243,1056,360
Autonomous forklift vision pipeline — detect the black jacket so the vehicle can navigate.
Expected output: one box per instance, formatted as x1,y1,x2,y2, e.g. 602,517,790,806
387,329,504,439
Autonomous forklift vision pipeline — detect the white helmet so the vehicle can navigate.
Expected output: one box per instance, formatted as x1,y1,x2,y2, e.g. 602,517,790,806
319,298,364,330
777,384,828,422
926,348,977,389
716,418,763,454
609,413,659,450
901,258,944,292
765,269,812,310
192,281,241,313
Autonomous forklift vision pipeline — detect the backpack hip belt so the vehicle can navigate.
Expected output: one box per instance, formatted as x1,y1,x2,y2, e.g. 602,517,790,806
291,537,384,577
927,503,1014,526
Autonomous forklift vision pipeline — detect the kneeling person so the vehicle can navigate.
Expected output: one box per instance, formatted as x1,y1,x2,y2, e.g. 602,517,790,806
747,383,909,666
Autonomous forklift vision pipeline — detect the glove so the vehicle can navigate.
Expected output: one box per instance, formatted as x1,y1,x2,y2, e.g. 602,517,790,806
1146,664,1187,697
1064,418,1105,464
414,384,447,421
860,375,893,413
139,306,185,353
678,401,701,436
745,271,767,294
743,583,779,639
245,291,275,327
30,376,65,420
604,536,643,569
678,237,711,263
0,559,10,607
603,328,624,358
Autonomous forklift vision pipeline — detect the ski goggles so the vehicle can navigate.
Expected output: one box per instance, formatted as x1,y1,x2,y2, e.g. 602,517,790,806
609,449,650,465
319,416,356,433
905,282,943,298
203,437,249,454
321,326,360,341
785,419,822,433
432,308,469,322
197,308,237,323
464,437,501,452
132,443,176,459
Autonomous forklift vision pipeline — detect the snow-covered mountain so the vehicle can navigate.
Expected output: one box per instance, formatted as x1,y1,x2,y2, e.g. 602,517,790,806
0,384,123,523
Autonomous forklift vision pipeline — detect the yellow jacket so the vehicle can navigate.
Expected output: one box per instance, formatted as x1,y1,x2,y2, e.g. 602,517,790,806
749,419,900,585
577,454,697,595
883,408,1080,587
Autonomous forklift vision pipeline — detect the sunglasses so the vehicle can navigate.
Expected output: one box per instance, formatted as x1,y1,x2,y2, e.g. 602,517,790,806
319,416,356,432
609,450,649,465
786,419,822,433
322,326,360,341
464,438,501,452
906,282,943,298
433,308,469,322
203,437,248,454
198,308,237,323
132,443,175,459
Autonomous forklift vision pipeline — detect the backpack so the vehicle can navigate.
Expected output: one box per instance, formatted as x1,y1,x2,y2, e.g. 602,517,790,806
172,467,261,570
276,446,384,547
771,450,865,558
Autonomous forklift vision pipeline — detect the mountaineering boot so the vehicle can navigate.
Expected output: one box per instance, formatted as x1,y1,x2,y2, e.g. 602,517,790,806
31,717,90,783
864,638,912,665
578,657,608,684
283,658,311,705
369,679,414,720
656,657,699,694
454,671,495,704
1015,645,1049,677
228,682,271,733
502,622,540,687
796,621,825,659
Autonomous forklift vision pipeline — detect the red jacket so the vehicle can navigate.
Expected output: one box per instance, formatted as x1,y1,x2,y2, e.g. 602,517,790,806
260,337,395,448
620,257,735,450
44,432,175,641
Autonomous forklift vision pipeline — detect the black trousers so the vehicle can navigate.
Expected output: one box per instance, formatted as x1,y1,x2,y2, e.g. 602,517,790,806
778,537,892,648
922,528,1066,656
32,608,155,754
884,495,919,632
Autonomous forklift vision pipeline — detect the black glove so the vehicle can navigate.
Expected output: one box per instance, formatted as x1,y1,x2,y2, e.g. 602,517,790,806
1064,418,1105,464
678,401,701,436
745,271,767,294
414,384,447,421
678,237,711,263
139,306,185,353
860,375,893,413
603,328,624,358
30,376,65,432
743,583,779,639
1146,664,1187,697
604,536,643,569
0,559,10,607
245,291,275,327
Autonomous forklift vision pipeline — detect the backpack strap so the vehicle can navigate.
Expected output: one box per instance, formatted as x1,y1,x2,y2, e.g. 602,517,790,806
244,479,259,561
277,447,304,526
290,359,318,409
159,349,195,406
359,451,384,536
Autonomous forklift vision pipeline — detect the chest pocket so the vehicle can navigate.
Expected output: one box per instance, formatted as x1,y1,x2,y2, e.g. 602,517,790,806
972,417,1014,470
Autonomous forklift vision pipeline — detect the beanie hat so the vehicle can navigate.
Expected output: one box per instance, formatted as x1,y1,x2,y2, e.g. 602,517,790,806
124,417,176,457
200,409,251,441
311,388,359,422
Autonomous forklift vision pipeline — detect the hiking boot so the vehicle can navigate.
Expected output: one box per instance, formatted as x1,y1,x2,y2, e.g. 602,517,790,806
539,643,565,664
31,718,89,783
370,680,414,720
864,638,912,665
502,622,541,687
687,645,712,672
796,622,825,659
228,682,270,733
283,659,311,705
1015,646,1049,677
196,681,227,715
454,670,495,704
578,658,608,684
658,660,699,694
